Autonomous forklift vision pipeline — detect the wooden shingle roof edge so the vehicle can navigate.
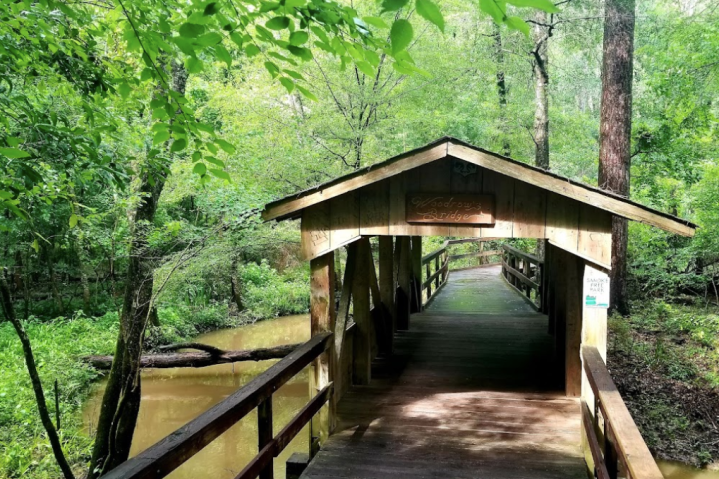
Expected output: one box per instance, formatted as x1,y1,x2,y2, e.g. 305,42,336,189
261,136,697,237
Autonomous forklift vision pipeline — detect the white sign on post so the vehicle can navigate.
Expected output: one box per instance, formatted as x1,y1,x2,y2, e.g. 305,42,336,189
584,267,609,309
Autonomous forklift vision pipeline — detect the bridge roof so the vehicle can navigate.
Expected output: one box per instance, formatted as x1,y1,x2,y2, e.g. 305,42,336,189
261,137,696,237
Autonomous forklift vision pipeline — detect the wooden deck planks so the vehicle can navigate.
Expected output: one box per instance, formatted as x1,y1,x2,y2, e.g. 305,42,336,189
301,265,585,479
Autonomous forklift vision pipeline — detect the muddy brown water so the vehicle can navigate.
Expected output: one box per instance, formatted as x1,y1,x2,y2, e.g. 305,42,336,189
82,312,719,479
659,461,719,479
83,314,310,479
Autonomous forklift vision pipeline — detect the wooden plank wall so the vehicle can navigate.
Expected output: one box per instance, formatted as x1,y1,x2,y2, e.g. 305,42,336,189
301,158,613,268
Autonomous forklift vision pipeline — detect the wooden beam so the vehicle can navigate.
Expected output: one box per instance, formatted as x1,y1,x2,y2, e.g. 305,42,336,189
334,243,358,402
565,251,583,398
378,237,395,354
583,347,665,479
581,401,611,479
101,333,332,479
366,242,386,358
396,236,411,331
448,141,695,237
552,244,568,386
310,252,336,451
410,236,422,313
235,384,332,479
448,250,502,261
257,397,273,479
263,142,447,221
352,238,371,385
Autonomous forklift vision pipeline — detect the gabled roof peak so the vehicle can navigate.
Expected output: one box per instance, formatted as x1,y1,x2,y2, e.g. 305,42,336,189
261,137,695,237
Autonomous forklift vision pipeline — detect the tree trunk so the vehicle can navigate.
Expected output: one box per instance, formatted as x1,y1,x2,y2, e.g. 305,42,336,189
230,254,244,312
1,269,75,479
78,243,91,313
493,23,510,157
88,62,189,478
46,245,64,316
84,342,301,370
598,0,635,316
531,12,550,260
531,10,550,170
23,249,31,319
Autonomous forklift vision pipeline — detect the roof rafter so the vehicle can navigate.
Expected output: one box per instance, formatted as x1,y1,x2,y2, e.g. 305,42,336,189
261,137,696,237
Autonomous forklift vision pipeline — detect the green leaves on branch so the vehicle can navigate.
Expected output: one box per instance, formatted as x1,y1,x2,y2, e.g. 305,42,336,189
479,0,560,36
416,0,444,32
505,16,529,36
390,20,413,54
506,0,559,13
265,16,290,30
0,148,31,159
381,0,409,13
381,0,444,33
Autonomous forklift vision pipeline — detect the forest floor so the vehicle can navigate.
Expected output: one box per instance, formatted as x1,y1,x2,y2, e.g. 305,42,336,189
608,300,719,467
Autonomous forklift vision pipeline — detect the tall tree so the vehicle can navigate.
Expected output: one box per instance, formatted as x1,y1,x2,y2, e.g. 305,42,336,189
88,62,189,477
493,23,511,157
530,10,550,170
598,0,636,315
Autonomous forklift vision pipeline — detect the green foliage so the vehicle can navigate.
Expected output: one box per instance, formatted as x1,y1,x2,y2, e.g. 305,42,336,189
145,304,233,348
0,312,119,478
239,261,309,321
611,302,719,387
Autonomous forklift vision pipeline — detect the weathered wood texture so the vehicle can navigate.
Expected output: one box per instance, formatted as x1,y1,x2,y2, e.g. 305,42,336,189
501,244,544,311
267,139,694,239
378,236,395,354
410,236,422,313
310,253,336,448
352,238,371,385
298,159,614,269
396,236,411,331
582,347,664,479
102,333,332,479
301,266,585,479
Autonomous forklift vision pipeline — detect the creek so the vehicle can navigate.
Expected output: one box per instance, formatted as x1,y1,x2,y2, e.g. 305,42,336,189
83,314,310,479
82,313,719,479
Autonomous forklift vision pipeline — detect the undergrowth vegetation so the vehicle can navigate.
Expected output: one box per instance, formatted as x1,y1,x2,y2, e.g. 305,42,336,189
608,301,719,466
0,255,309,479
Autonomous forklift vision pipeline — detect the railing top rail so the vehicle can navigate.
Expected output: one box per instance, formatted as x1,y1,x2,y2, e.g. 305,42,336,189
502,244,543,265
422,238,502,264
103,332,333,479
446,237,501,245
422,246,447,264
582,346,664,479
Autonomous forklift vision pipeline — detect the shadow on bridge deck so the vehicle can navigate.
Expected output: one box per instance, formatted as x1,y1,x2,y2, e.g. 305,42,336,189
301,265,585,479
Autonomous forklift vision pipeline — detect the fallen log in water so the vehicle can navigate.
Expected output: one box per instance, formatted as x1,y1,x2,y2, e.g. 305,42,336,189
83,342,302,370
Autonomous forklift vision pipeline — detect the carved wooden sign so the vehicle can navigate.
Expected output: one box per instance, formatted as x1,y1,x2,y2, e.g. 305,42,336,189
406,194,495,224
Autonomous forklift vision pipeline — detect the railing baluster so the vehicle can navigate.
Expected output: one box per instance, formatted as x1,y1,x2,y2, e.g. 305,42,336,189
582,346,664,479
258,397,274,479
605,421,619,479
434,256,440,289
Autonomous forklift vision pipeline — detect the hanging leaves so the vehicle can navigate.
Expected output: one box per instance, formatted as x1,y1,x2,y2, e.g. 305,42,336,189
0,148,31,159
390,19,413,54
416,0,444,32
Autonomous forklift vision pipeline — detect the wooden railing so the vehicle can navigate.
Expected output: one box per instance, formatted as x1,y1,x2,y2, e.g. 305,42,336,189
501,244,544,311
581,346,664,479
421,239,502,307
103,332,334,479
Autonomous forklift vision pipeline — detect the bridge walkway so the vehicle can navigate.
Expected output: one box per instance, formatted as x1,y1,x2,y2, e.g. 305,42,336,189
301,265,585,479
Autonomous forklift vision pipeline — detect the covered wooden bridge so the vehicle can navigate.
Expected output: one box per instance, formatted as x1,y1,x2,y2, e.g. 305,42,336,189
104,137,696,479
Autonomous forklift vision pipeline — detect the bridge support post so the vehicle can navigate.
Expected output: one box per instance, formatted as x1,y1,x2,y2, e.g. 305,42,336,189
564,252,584,398
310,251,336,456
396,236,411,330
352,238,372,385
379,236,395,355
410,236,422,312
